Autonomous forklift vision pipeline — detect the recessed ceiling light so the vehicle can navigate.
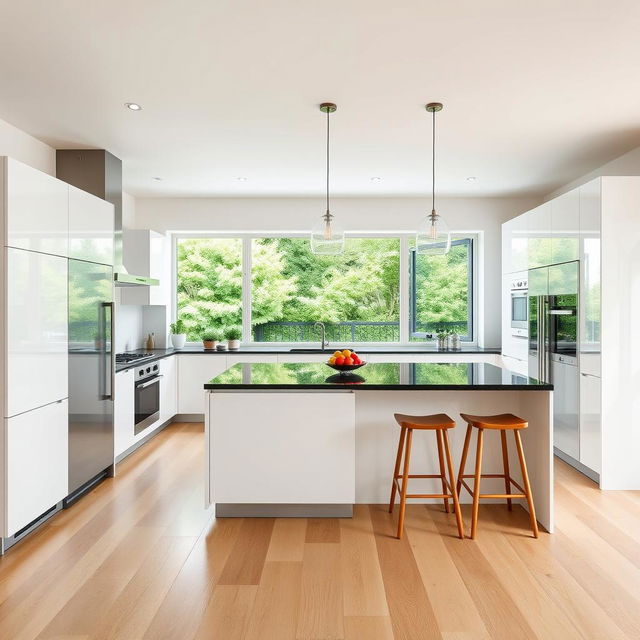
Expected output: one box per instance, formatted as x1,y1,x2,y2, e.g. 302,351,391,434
125,102,142,111
152,177,163,181
370,177,382,182
466,176,477,182
236,176,248,182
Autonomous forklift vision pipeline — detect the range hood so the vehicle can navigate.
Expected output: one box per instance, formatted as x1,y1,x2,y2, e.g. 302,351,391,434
56,149,159,287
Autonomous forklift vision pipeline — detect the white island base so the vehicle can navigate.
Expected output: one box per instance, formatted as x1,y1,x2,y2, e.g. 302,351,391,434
206,387,553,532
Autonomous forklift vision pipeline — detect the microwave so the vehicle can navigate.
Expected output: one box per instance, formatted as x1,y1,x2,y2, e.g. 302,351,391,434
510,277,528,336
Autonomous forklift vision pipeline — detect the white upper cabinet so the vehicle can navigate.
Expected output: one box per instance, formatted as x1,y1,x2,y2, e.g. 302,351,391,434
5,248,68,417
527,201,552,269
5,158,68,257
120,230,169,305
68,185,114,265
579,178,601,377
551,188,580,264
502,212,528,274
4,399,68,537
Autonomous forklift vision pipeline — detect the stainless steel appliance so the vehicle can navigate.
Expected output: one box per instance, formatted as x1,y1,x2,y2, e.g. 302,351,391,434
510,276,528,336
528,261,580,462
66,260,115,504
134,362,161,435
115,352,154,365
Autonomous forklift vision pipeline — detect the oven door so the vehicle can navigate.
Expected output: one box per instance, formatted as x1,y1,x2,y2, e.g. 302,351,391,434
134,375,161,435
511,291,528,331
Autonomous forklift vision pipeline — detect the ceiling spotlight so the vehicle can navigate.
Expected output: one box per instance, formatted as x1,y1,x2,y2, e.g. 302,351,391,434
371,177,382,183
236,176,248,182
466,176,477,182
152,177,163,181
125,102,142,111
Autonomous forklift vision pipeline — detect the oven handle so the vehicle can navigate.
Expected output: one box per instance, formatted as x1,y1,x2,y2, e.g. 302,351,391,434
136,375,163,389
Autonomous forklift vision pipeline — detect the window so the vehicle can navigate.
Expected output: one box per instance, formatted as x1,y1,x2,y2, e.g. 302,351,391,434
410,237,473,341
176,238,242,341
251,237,400,342
175,233,475,344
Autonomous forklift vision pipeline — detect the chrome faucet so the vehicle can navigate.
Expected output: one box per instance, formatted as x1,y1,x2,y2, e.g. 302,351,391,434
313,321,328,350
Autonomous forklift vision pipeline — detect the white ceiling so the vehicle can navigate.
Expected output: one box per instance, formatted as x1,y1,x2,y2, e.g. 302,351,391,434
1,0,639,198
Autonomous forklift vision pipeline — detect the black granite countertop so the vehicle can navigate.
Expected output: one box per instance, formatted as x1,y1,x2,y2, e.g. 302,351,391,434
115,345,501,372
204,362,552,391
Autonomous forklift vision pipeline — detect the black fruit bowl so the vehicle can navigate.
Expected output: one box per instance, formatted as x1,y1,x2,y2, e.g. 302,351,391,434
326,362,366,373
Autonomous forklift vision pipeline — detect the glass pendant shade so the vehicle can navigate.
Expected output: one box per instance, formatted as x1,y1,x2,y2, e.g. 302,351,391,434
310,211,345,255
416,210,450,255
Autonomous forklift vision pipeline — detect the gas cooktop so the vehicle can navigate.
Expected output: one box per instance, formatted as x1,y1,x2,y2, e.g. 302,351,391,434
115,352,155,364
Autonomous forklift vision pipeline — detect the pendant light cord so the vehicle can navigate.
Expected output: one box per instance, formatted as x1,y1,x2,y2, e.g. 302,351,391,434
326,108,330,215
432,107,436,213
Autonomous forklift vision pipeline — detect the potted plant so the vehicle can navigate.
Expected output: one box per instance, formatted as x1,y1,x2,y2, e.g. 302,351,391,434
201,328,223,350
224,326,242,350
436,330,448,351
169,319,187,349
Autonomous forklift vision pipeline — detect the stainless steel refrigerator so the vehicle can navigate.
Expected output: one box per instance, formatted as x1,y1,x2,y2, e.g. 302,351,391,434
528,261,580,462
66,259,114,503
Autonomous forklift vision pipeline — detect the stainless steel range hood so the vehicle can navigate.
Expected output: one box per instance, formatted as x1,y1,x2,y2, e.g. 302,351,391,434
56,149,159,287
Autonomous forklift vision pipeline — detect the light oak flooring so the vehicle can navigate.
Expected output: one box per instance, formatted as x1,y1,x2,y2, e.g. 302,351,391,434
1,422,639,639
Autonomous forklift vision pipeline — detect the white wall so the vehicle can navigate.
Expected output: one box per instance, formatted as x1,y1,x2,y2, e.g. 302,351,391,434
134,195,538,347
0,116,55,175
546,145,640,200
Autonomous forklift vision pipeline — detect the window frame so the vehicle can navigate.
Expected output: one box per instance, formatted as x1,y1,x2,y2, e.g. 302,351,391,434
173,231,478,346
409,237,474,342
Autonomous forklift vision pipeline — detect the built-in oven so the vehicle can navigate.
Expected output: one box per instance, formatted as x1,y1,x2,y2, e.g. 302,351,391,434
510,276,528,337
134,362,161,435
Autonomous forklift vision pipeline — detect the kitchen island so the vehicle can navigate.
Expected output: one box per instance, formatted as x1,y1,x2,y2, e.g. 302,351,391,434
204,361,554,531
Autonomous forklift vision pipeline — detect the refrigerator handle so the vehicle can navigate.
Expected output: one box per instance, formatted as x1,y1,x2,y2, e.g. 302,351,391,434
542,296,550,383
101,302,115,401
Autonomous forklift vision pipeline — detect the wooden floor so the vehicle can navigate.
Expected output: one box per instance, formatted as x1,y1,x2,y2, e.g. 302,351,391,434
1,423,639,640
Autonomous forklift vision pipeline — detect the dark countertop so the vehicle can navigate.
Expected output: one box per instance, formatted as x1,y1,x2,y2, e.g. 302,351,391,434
115,345,501,372
204,362,552,391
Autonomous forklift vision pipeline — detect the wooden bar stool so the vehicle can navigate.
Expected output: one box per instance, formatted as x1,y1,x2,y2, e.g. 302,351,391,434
457,413,539,539
388,413,464,540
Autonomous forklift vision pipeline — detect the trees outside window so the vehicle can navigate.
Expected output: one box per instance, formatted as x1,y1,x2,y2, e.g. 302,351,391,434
176,234,474,344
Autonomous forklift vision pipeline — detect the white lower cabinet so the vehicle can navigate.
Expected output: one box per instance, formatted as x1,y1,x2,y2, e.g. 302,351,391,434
501,355,529,376
580,373,601,474
159,356,177,423
4,400,68,537
178,355,229,415
114,369,135,458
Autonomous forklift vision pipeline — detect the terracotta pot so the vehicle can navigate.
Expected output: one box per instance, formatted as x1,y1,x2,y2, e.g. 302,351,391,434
203,340,218,350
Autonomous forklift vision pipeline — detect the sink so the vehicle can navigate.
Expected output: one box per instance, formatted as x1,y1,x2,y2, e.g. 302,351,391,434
288,348,330,353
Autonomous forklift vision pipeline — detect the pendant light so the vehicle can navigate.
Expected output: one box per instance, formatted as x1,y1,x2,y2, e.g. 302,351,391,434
416,102,450,255
311,102,344,255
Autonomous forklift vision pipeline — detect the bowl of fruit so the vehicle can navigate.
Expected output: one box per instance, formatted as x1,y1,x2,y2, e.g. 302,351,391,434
326,349,366,374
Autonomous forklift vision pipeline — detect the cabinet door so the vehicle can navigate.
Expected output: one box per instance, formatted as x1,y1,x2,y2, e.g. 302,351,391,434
68,185,114,265
159,356,177,423
6,248,68,417
4,399,68,537
579,179,601,377
579,373,601,474
527,202,552,268
502,218,514,274
511,212,529,273
5,158,68,257
178,355,228,415
551,189,580,264
114,369,135,457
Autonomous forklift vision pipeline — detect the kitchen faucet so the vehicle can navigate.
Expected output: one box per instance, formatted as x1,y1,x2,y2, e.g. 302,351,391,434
313,321,328,350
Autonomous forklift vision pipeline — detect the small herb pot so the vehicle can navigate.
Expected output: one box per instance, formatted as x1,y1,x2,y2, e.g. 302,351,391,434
227,339,240,350
171,333,187,349
203,340,218,350
437,336,447,351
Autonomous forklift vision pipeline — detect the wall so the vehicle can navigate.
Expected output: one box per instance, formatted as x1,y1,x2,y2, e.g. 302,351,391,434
134,195,538,347
0,116,55,174
545,145,640,200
